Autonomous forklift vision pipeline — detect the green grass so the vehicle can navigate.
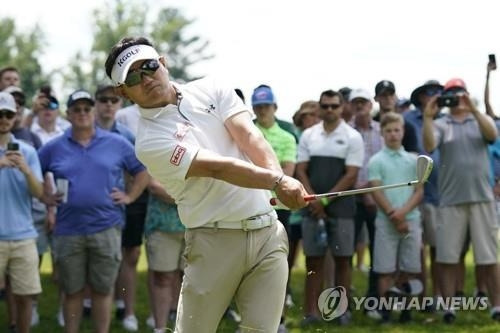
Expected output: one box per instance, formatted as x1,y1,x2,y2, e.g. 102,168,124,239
1,249,499,332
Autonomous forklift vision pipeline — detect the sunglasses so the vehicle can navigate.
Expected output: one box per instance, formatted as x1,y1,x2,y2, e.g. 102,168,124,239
124,59,160,87
70,106,92,114
97,96,120,104
0,110,16,119
320,103,341,110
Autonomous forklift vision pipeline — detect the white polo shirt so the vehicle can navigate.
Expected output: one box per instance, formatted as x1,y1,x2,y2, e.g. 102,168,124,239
135,77,273,228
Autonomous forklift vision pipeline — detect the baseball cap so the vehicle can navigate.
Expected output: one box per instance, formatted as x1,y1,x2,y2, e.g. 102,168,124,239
444,78,467,92
0,92,17,113
95,84,116,97
110,44,160,85
349,88,372,102
338,87,352,102
251,85,276,106
67,89,95,108
2,85,25,97
375,80,396,96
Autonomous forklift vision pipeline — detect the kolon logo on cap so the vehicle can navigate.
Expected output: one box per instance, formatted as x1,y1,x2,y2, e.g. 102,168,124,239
170,145,186,166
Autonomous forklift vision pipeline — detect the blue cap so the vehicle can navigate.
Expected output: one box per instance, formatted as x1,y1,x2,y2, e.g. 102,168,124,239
251,85,276,106
67,89,95,108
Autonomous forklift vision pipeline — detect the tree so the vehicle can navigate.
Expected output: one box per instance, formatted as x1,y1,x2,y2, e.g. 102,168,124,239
62,0,212,92
0,17,47,98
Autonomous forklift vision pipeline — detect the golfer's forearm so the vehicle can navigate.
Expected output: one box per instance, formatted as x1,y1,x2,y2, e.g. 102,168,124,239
422,118,436,152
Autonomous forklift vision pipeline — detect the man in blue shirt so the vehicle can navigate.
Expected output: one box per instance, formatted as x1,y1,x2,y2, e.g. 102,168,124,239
38,89,149,333
0,92,43,333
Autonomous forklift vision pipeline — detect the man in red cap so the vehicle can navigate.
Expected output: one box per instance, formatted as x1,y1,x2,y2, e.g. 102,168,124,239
423,78,500,323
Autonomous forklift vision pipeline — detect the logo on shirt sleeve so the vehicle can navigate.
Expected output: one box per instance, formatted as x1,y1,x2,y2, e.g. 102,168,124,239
170,145,187,166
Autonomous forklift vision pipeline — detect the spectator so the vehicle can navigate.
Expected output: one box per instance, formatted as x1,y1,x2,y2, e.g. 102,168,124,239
339,87,353,122
0,67,21,91
396,98,412,114
292,100,320,136
30,92,67,145
251,84,297,327
368,112,424,323
373,80,419,153
38,89,149,333
0,91,43,333
296,89,364,326
144,179,185,333
423,78,500,323
350,88,384,310
406,79,444,308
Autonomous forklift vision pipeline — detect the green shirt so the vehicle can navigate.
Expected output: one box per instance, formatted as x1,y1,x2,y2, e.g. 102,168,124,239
368,147,420,222
256,122,297,163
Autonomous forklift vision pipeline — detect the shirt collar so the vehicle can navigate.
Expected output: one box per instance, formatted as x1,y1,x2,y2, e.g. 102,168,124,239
65,126,104,143
383,145,405,156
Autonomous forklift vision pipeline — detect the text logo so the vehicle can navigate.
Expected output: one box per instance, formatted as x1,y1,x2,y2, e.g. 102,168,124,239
170,145,186,166
117,48,139,67
318,286,348,321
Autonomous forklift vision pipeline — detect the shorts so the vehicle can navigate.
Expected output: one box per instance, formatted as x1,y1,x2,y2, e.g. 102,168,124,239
301,215,354,257
0,239,41,295
53,227,122,295
421,203,438,247
373,219,422,274
146,231,185,272
122,200,147,248
436,202,498,265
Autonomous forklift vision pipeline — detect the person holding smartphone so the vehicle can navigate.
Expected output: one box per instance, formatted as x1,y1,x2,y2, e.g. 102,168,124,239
0,91,43,333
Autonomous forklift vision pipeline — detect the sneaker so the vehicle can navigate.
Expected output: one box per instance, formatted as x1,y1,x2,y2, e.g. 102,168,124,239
338,310,352,326
285,293,294,308
443,310,456,324
31,305,40,326
491,306,500,321
300,315,321,327
146,315,155,328
225,308,241,323
57,308,65,327
277,323,288,333
122,315,139,332
83,298,92,318
115,299,126,321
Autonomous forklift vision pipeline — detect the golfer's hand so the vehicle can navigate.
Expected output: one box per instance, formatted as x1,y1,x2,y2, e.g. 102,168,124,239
275,175,308,210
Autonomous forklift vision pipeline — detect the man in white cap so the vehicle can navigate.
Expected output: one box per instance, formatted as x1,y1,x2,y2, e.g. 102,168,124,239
104,36,308,333
0,91,43,333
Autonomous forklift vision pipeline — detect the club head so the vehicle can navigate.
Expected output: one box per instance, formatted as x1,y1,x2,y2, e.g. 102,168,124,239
416,155,433,183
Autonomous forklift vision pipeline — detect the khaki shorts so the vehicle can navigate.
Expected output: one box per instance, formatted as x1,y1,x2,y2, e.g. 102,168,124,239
146,231,185,272
436,202,499,264
53,227,122,295
175,221,288,333
0,239,41,295
302,216,355,257
373,219,422,274
421,203,438,247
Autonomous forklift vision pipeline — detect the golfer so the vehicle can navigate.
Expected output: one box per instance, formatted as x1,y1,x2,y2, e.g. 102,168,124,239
105,37,308,333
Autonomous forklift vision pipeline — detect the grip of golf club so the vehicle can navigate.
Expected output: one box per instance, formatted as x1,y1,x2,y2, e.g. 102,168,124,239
269,198,290,210
304,195,316,202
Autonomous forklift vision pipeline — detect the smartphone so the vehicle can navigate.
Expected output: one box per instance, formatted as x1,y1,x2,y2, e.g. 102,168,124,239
489,54,497,70
437,95,459,108
7,142,19,151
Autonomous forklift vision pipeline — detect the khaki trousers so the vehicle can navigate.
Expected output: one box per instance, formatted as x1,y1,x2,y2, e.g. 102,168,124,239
175,221,289,333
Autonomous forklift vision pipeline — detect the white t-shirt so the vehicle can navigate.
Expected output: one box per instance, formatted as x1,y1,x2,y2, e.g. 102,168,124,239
31,120,67,145
135,77,273,228
116,104,140,136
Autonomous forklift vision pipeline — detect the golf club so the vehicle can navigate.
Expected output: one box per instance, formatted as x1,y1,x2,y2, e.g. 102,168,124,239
270,155,433,207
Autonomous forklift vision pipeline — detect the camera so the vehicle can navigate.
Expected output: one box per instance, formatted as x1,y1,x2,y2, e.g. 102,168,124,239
7,142,19,151
437,95,459,108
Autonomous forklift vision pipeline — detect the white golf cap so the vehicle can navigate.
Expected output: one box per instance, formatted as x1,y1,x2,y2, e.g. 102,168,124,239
349,88,372,102
110,44,160,86
0,92,17,113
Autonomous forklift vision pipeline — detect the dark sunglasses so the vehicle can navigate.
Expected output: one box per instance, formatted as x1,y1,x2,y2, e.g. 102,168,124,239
320,103,341,110
0,110,16,119
97,96,120,104
124,59,160,87
70,106,92,114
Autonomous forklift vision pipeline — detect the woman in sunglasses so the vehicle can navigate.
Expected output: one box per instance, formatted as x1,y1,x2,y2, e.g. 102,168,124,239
105,37,308,333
